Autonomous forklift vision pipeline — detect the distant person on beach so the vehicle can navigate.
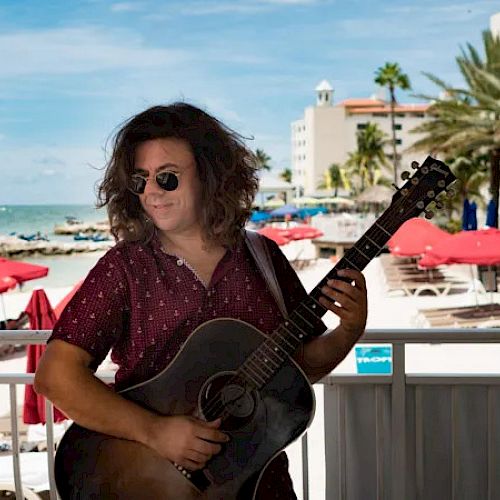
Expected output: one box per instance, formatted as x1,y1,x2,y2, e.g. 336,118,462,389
0,311,29,357
34,102,367,499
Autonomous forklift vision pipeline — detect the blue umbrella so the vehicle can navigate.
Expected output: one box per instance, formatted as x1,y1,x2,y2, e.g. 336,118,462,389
486,199,498,228
269,204,299,217
461,198,470,230
250,210,271,223
468,201,477,230
297,207,328,219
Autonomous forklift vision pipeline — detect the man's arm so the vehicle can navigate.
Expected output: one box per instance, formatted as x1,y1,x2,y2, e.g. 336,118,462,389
294,268,368,383
35,340,228,471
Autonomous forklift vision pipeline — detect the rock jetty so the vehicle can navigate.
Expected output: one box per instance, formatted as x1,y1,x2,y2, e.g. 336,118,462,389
0,235,114,258
54,220,110,235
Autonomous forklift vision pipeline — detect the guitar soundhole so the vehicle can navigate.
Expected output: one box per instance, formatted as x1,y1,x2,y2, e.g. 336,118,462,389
200,372,257,431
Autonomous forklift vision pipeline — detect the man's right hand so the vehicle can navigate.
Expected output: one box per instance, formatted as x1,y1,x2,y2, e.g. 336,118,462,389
146,415,230,471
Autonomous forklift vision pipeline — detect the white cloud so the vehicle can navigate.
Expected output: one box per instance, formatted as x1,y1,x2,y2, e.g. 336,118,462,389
0,27,190,78
0,145,105,204
178,0,322,15
110,2,144,12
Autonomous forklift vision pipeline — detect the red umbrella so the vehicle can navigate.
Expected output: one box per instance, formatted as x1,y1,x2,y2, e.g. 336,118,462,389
287,225,324,241
388,217,452,257
54,280,83,319
419,228,500,268
0,258,49,283
23,289,67,424
256,227,291,246
0,276,17,294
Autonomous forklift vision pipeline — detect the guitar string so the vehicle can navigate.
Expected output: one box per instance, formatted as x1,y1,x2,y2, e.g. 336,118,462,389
200,169,438,421
200,162,451,421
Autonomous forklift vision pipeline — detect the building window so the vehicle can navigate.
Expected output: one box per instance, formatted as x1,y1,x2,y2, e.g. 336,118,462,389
415,113,425,118
393,124,402,130
372,113,388,117
396,113,405,118
357,123,367,130
395,139,402,145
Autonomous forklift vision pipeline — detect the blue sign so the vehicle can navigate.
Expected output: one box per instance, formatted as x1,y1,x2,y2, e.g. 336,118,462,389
355,346,392,374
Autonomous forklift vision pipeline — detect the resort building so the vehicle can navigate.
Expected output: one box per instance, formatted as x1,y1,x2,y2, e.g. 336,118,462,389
291,80,431,195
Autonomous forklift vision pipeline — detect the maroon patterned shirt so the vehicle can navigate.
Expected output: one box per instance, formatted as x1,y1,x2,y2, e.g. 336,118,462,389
50,232,325,499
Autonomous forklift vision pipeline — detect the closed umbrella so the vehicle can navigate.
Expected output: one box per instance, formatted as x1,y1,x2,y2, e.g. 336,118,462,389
54,280,83,319
462,199,470,230
486,199,498,228
468,201,477,230
23,289,67,424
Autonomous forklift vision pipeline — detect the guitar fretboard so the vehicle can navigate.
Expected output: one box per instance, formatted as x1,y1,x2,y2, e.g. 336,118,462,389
238,197,409,388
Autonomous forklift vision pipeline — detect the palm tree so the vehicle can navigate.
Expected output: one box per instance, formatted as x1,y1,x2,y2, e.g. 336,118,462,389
317,163,346,195
374,62,411,184
255,149,272,171
409,30,500,227
280,168,292,183
345,122,390,193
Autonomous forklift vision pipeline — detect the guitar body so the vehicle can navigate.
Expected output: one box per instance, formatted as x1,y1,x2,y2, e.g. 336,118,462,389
55,318,315,499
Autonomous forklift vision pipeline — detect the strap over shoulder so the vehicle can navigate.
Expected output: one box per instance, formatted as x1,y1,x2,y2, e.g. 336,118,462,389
244,229,289,319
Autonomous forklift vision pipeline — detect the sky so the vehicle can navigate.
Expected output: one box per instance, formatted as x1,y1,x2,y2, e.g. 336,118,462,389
0,0,498,204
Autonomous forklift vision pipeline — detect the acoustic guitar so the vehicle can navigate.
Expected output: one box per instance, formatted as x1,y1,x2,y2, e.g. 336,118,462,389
54,156,456,499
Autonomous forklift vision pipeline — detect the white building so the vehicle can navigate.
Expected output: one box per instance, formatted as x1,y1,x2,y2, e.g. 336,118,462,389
491,12,500,37
291,80,431,195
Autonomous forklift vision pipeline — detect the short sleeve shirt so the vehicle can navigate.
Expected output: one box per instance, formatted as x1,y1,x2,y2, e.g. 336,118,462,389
49,232,326,499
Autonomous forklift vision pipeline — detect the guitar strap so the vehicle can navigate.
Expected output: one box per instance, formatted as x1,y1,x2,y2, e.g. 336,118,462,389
244,229,289,319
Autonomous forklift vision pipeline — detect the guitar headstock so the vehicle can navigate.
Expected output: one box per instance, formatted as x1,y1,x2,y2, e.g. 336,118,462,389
390,156,457,222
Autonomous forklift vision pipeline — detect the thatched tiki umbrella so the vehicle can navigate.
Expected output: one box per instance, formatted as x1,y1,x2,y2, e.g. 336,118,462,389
355,185,394,205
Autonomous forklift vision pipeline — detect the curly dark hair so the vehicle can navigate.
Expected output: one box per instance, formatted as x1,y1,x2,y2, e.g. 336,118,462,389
97,102,260,247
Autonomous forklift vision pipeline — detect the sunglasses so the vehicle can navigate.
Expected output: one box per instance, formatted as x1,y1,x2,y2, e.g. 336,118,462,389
128,171,179,195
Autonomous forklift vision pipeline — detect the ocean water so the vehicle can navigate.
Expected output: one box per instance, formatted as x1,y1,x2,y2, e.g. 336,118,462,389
0,204,107,240
0,205,109,289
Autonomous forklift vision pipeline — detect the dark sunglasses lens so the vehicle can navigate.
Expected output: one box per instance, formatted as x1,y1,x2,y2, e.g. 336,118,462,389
129,175,146,194
156,172,179,191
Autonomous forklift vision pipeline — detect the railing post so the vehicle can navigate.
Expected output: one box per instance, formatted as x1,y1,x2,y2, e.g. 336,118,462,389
391,342,406,500
9,384,23,500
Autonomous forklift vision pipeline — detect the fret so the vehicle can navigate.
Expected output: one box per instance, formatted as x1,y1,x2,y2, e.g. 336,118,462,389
248,354,275,375
261,341,285,364
296,301,324,326
239,365,263,387
265,334,290,358
374,221,392,238
363,234,383,250
298,299,324,322
273,329,297,351
351,245,372,262
243,361,267,384
255,347,281,370
285,317,310,341
307,294,327,314
281,320,304,343
342,255,360,271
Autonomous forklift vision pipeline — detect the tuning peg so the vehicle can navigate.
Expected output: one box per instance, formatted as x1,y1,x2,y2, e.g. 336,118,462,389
435,201,444,210
401,171,410,180
411,161,419,169
424,210,434,219
427,190,435,198
446,188,456,198
437,180,446,188
411,177,419,185
391,183,400,191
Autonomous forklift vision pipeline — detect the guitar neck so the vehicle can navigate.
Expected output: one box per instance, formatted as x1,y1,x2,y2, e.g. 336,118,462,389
237,156,456,388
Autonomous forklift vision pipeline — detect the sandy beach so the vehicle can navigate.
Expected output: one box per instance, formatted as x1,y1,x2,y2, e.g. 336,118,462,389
1,241,499,498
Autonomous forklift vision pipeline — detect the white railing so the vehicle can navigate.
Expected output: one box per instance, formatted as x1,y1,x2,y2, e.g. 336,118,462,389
1,329,500,500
